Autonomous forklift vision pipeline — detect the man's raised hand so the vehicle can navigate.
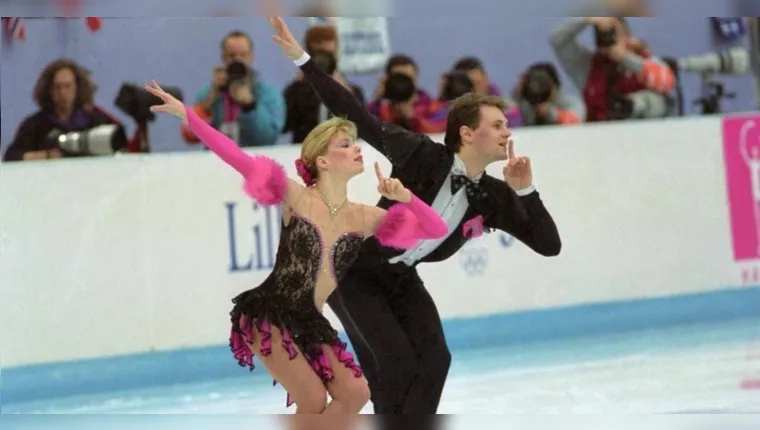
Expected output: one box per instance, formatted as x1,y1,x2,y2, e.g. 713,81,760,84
268,17,304,61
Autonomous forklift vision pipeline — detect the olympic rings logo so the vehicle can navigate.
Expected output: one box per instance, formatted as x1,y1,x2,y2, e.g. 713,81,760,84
499,233,514,248
459,246,489,277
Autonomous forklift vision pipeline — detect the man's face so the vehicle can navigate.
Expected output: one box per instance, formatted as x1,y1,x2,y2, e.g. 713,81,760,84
223,36,253,65
52,67,77,111
467,69,488,94
467,105,511,162
389,64,418,85
609,20,630,44
598,19,632,55
311,40,338,55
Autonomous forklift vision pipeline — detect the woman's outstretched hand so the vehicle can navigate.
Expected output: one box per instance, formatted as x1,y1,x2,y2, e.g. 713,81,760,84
144,80,187,123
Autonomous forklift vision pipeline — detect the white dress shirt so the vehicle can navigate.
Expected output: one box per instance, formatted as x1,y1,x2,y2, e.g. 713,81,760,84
389,155,536,266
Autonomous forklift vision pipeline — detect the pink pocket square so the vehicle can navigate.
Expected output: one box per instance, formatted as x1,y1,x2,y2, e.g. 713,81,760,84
463,215,485,239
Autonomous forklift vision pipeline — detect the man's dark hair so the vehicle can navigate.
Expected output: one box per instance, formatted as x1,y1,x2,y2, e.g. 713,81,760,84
452,56,486,73
221,30,254,52
440,72,474,101
33,58,93,111
593,17,631,47
526,62,561,87
444,93,507,152
304,25,338,54
385,54,417,75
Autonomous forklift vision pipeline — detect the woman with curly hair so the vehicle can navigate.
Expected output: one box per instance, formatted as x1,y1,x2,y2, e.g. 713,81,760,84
3,58,116,161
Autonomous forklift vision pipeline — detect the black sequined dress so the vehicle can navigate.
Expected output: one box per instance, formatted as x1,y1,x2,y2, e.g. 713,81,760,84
228,213,365,407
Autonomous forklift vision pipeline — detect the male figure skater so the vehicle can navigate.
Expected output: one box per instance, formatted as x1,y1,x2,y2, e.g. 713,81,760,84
270,18,561,415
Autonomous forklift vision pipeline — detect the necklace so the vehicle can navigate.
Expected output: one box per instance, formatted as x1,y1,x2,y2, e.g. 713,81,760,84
314,186,347,216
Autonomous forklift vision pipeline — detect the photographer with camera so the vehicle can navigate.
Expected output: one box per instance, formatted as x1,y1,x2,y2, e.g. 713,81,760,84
3,59,127,162
396,71,478,134
368,55,438,132
451,56,502,97
512,62,585,126
282,49,364,143
292,23,364,97
282,26,365,144
549,16,676,122
181,30,284,147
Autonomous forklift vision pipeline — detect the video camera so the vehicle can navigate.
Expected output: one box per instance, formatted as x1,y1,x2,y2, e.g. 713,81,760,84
115,83,184,123
383,73,416,103
521,63,560,106
521,70,555,106
49,124,128,157
676,47,749,115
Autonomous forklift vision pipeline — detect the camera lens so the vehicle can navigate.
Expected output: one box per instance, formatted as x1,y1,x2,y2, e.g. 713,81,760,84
225,61,248,85
384,73,416,103
310,50,337,76
521,69,553,105
595,27,617,48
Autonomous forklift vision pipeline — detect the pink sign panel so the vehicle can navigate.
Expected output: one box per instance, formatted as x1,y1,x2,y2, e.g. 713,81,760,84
723,114,760,262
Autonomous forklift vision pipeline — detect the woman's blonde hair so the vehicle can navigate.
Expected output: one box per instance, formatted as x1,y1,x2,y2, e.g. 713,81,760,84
299,116,357,179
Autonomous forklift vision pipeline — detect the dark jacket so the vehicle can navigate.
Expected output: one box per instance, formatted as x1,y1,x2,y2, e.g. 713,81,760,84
283,78,365,144
3,109,112,161
298,58,561,273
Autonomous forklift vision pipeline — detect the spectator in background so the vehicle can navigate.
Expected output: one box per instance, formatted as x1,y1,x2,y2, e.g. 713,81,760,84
451,56,502,97
550,17,676,122
283,49,364,143
411,71,476,134
305,23,338,53
296,23,365,99
283,25,364,143
512,62,585,126
3,59,112,162
182,30,284,147
367,54,437,132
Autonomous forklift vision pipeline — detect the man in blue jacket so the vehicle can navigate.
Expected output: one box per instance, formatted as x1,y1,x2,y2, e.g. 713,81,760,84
182,30,285,147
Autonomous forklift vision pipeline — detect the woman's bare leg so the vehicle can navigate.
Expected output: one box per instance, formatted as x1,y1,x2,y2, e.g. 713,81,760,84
244,319,329,414
323,343,371,418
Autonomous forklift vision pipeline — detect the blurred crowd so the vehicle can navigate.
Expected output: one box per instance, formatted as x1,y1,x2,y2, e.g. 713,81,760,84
2,14,759,162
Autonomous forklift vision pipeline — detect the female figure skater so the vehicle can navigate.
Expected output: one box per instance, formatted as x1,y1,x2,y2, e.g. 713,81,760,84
143,81,448,414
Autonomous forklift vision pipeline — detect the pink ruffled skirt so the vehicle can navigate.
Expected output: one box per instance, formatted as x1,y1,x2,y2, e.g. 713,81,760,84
229,316,363,408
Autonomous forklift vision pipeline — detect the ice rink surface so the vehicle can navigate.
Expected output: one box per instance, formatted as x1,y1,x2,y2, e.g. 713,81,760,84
4,317,759,416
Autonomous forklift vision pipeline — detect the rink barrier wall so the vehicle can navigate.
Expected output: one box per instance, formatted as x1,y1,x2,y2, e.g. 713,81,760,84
3,286,759,405
3,114,760,404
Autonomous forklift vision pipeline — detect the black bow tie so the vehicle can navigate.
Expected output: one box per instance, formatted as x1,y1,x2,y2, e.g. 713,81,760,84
451,174,487,202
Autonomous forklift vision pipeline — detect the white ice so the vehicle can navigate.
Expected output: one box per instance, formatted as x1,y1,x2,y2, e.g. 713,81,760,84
6,318,759,416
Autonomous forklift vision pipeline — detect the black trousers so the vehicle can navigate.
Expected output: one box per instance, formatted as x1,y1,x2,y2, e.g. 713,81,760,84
326,263,452,418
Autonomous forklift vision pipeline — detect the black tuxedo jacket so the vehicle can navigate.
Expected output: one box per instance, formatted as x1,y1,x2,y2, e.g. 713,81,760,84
299,58,561,272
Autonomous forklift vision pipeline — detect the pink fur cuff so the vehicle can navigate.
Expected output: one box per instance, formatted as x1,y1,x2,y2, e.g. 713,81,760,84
375,203,419,249
242,156,287,206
